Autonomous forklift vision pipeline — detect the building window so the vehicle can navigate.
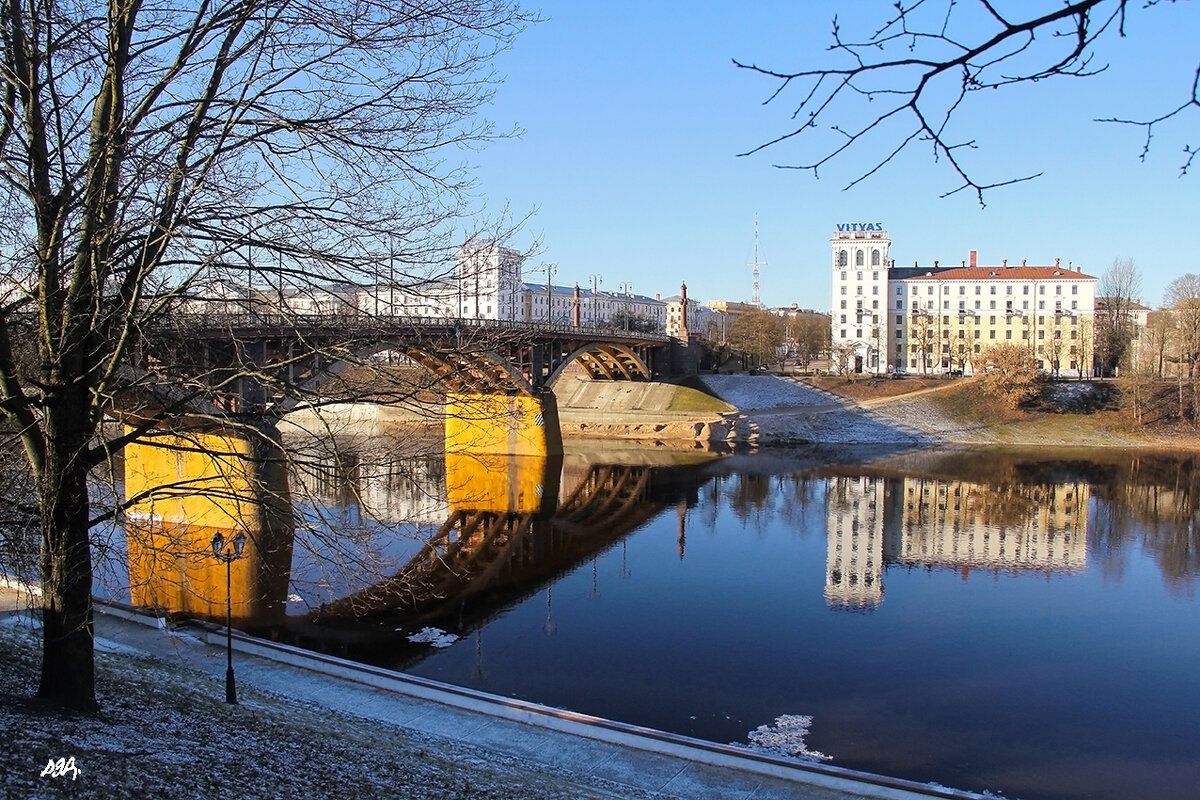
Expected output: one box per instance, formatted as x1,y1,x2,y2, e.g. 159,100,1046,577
1071,285,1078,295
840,315,846,323
872,285,879,295
873,270,879,280
856,251,865,266
840,299,847,309
1071,300,1078,310
990,286,996,295
927,286,934,295
896,315,903,324
1023,285,1029,295
1039,285,1046,294
989,300,996,309
1006,285,1013,295
1055,285,1062,295
841,286,847,295
975,286,981,295
872,250,881,266
1006,330,1012,339
840,329,846,338
990,330,996,339
1039,300,1045,309
838,251,848,266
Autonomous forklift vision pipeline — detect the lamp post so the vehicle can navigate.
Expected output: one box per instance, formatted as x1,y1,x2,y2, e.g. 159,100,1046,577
545,263,556,325
589,274,602,330
211,531,247,704
619,281,632,331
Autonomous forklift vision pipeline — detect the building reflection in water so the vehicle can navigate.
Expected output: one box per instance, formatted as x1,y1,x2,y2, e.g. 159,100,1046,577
825,474,1089,610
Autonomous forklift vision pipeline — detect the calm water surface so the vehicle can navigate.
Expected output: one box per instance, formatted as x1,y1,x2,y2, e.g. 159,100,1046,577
126,440,1200,800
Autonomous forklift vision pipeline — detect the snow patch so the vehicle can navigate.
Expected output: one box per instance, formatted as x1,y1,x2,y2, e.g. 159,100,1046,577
743,714,831,762
406,626,459,648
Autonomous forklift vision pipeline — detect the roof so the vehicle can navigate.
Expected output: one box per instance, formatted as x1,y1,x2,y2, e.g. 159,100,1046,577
890,265,1095,281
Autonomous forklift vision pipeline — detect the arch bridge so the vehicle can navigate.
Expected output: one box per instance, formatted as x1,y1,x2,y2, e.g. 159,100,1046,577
140,314,676,456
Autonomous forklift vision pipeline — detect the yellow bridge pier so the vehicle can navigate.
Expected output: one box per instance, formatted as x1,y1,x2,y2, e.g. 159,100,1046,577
443,389,564,458
122,425,294,628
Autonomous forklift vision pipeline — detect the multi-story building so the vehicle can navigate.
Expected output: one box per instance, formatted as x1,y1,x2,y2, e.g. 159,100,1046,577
830,227,1099,375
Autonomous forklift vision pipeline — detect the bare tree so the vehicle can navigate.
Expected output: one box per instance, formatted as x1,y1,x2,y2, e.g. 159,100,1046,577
1165,273,1200,422
0,0,530,711
737,1,1197,204
1096,258,1144,377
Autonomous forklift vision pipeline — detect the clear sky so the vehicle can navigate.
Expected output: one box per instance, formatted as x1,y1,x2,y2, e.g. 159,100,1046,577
466,1,1199,311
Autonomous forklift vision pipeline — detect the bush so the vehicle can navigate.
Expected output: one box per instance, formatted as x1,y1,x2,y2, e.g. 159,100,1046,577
977,344,1042,409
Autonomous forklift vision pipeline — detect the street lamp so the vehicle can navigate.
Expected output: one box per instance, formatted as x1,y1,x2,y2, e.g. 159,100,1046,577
589,274,602,329
211,531,247,704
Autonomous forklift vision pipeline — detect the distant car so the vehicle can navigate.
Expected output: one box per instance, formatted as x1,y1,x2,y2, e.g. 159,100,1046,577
948,369,963,377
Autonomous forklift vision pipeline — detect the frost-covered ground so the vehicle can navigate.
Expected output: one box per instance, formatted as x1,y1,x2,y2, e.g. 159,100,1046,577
0,613,651,800
698,375,931,446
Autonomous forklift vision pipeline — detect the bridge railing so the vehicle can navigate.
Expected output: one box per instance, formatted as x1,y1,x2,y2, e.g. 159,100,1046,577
155,311,673,343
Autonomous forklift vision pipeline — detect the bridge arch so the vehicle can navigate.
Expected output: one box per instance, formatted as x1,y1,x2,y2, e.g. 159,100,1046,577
271,338,535,417
545,343,652,385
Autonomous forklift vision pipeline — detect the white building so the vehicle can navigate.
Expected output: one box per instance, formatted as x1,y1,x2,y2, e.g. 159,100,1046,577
830,227,1099,375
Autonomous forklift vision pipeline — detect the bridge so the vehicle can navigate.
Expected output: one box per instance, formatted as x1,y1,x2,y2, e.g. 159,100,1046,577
136,313,682,456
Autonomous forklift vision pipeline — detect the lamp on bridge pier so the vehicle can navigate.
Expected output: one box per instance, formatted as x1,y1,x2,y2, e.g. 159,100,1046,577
211,531,247,704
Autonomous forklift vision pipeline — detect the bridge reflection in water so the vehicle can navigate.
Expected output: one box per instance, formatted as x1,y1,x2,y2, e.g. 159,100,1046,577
122,426,713,659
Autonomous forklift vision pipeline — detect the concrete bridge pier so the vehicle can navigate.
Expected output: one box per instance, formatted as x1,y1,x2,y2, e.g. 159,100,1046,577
444,390,564,457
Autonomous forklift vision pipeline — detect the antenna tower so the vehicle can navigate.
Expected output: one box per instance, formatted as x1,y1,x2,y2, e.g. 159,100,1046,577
749,214,765,307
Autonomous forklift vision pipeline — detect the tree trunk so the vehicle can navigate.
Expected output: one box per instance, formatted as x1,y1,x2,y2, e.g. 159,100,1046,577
36,405,98,713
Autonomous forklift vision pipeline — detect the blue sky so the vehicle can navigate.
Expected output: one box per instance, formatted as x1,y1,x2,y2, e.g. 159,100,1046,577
467,1,1198,310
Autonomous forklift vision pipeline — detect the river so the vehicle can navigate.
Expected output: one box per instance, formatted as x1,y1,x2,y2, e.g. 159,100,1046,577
116,434,1200,800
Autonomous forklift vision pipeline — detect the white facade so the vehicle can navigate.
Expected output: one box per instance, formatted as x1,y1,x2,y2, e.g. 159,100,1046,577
831,228,1100,375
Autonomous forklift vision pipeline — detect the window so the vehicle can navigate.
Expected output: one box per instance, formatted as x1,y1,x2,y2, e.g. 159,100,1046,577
872,250,881,266
1071,300,1078,310
975,301,981,310
841,286,847,295
990,300,996,309
990,330,996,339
974,330,981,339
989,315,996,324
1023,285,1029,295
1039,300,1045,309
896,329,902,339
1023,300,1029,310
856,329,862,337
1071,285,1078,295
959,286,966,295
872,300,879,309
1039,285,1046,294
975,286,981,295
1055,285,1062,295
990,286,997,295
928,286,934,295
1006,330,1012,339
872,270,879,280
872,285,879,295
856,251,864,266
896,315,903,324
840,299,847,309
857,271,863,281
840,329,846,338
840,314,846,323
856,286,863,295
943,300,950,309
838,251,848,266
896,286,903,295
896,300,903,309
1006,285,1013,295
840,270,847,280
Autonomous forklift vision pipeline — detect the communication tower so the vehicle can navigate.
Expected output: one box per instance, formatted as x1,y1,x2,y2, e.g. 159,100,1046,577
749,214,766,307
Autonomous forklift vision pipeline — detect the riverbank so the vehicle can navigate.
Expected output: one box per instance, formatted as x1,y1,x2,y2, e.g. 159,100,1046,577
280,374,1200,450
0,592,980,800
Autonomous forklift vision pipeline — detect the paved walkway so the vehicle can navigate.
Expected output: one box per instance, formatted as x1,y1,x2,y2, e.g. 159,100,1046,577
4,586,986,800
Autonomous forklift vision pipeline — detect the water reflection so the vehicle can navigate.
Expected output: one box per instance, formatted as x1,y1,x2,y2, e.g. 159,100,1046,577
825,475,1089,609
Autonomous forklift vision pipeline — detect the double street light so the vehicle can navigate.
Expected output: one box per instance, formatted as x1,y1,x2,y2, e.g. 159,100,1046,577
211,531,247,704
